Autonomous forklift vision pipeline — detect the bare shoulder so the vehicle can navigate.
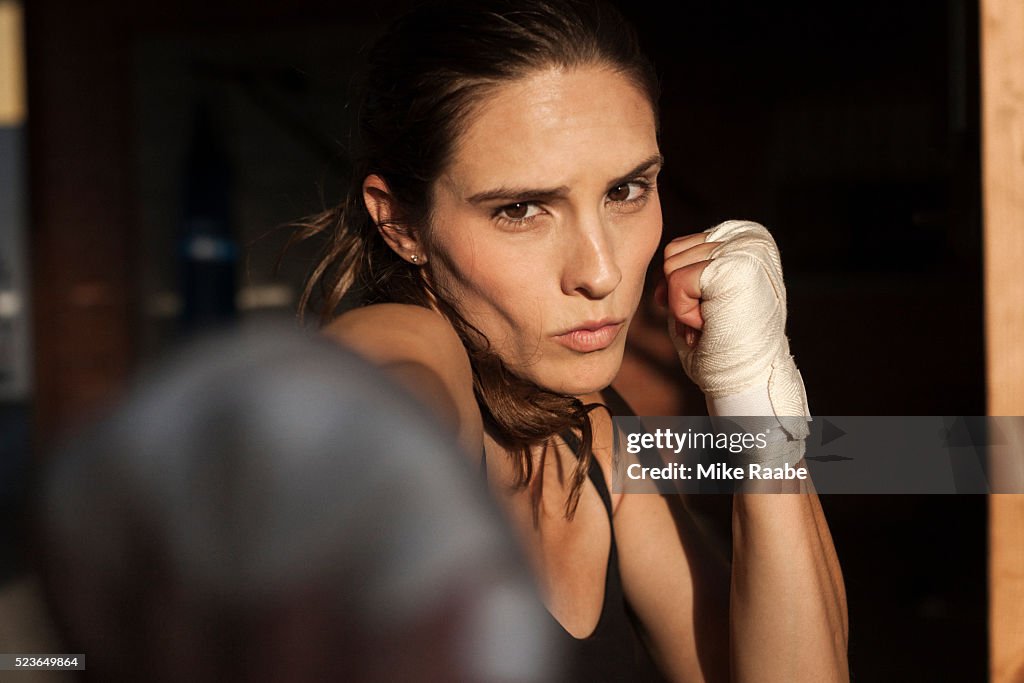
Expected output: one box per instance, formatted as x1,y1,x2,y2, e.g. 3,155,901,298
323,303,481,453
324,303,463,361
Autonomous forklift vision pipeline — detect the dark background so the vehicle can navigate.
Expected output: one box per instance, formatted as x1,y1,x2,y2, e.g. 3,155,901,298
2,0,985,680
632,3,985,680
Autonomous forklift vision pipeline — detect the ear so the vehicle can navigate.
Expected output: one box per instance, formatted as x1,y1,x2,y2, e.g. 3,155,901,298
363,174,425,264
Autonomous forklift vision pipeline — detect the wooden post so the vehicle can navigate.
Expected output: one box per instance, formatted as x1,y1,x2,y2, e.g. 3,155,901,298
981,0,1024,681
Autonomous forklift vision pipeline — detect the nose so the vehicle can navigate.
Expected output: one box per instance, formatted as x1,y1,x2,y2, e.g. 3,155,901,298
560,211,622,299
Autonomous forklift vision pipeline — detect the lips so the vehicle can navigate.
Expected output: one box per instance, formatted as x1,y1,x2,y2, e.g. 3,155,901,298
553,319,626,353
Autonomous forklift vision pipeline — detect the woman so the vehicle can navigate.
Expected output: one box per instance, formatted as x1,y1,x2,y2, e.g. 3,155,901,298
293,0,848,680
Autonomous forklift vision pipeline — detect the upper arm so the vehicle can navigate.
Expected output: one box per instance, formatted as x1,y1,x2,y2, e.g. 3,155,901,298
614,487,731,682
322,304,482,454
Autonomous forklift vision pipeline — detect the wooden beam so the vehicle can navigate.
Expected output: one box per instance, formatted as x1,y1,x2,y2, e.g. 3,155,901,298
0,1,25,127
981,0,1024,680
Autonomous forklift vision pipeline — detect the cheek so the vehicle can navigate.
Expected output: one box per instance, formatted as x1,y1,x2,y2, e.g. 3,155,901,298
425,218,487,300
642,197,665,258
620,204,664,287
429,232,540,334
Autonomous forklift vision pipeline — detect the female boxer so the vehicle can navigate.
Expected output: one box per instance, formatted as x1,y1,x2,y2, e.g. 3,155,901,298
294,1,848,679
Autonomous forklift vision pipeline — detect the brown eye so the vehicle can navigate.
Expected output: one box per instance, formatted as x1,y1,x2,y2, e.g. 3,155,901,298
607,181,647,203
503,203,529,219
495,202,540,223
608,184,632,201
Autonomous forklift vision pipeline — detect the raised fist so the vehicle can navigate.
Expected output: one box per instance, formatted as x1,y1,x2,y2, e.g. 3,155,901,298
661,220,810,444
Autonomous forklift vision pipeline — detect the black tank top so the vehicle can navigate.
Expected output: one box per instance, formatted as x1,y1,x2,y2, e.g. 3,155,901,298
481,388,668,682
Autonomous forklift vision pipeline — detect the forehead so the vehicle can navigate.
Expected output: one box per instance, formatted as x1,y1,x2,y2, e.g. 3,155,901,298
444,66,658,193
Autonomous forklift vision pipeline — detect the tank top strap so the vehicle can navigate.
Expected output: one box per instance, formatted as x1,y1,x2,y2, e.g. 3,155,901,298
599,384,637,417
585,454,613,518
560,429,613,519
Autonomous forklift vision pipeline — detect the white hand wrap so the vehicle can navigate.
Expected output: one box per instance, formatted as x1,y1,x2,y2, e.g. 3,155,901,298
670,220,811,464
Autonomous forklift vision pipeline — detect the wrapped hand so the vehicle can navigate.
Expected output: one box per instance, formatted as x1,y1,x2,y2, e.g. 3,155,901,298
661,220,810,462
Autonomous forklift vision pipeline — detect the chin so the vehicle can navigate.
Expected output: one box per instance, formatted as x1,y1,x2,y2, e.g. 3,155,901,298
535,356,623,398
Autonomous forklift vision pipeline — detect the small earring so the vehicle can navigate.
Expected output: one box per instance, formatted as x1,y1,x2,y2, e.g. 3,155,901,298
410,254,420,263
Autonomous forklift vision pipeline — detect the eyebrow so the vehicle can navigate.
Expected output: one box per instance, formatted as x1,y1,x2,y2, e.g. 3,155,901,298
466,153,665,205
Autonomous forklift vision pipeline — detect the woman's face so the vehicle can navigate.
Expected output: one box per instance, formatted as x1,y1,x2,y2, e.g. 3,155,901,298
427,65,662,397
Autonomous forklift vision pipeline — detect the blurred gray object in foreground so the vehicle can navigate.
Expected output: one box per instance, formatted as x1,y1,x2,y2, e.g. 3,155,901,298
36,321,558,682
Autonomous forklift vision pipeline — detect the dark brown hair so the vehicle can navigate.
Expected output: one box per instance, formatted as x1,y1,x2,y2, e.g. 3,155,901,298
290,0,659,518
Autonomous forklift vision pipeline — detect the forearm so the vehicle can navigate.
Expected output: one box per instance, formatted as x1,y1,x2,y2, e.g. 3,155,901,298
662,221,849,680
729,482,848,682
